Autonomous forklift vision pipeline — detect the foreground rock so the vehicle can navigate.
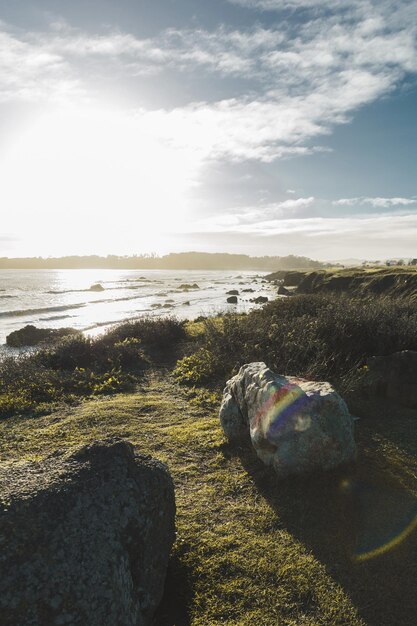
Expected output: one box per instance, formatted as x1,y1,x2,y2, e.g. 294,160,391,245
366,350,417,409
220,362,356,478
6,324,78,347
227,295,238,303
0,439,175,626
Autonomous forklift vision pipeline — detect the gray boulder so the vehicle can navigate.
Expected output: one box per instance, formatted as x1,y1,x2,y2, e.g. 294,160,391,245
0,439,175,626
366,350,417,409
219,362,356,478
227,295,238,304
6,324,78,347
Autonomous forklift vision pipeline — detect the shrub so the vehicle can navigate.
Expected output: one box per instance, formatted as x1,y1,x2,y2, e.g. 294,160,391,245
106,317,186,355
174,349,222,386
0,316,185,418
176,294,417,389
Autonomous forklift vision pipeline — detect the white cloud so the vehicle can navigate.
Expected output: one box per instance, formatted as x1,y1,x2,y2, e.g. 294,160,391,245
0,30,81,103
333,196,417,207
0,0,416,164
187,212,417,257
187,197,315,232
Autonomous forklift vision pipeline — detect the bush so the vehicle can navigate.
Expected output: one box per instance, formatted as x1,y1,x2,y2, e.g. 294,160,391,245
0,316,186,418
176,294,417,389
106,317,186,355
38,335,148,372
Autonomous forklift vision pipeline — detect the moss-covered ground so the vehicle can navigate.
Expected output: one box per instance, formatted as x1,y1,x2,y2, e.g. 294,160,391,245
1,369,416,626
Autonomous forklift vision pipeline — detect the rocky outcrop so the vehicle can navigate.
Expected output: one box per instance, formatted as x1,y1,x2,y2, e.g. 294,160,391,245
251,296,268,304
294,269,417,300
278,285,291,295
89,283,105,291
0,439,175,626
227,296,238,304
219,362,356,478
265,270,307,286
226,290,239,295
6,324,78,347
366,350,417,409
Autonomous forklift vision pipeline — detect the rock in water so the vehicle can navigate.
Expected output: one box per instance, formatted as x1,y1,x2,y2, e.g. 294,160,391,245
219,362,356,478
0,439,175,626
251,296,268,304
6,324,78,347
227,295,238,304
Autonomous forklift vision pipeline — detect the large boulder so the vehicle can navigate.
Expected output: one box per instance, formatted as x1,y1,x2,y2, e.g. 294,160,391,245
0,439,175,626
219,362,356,478
6,324,78,347
366,350,417,409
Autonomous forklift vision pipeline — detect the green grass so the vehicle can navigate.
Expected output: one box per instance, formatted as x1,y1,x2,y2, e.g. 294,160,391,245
1,293,417,624
174,294,417,398
0,316,186,418
1,370,416,625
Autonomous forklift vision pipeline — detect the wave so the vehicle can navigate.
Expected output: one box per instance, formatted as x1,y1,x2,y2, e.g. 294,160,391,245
47,284,148,294
0,303,85,319
38,314,73,321
0,295,16,299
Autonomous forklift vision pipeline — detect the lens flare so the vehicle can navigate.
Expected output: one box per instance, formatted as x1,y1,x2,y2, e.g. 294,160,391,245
341,479,417,562
250,380,312,442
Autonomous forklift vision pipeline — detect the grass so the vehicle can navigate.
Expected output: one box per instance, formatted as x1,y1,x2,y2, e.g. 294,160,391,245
0,316,186,418
1,292,417,624
174,294,417,400
1,370,416,625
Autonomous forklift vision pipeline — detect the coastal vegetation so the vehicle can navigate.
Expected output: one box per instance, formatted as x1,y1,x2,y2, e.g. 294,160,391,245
0,317,185,418
268,266,417,301
174,293,417,402
1,275,417,625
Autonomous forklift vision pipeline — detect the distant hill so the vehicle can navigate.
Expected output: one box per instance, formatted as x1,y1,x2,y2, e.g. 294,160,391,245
0,252,330,271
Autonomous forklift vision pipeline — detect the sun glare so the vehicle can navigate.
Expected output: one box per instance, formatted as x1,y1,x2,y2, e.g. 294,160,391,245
0,106,197,255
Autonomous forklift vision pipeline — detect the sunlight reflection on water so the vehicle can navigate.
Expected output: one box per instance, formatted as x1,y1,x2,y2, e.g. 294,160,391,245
0,268,277,349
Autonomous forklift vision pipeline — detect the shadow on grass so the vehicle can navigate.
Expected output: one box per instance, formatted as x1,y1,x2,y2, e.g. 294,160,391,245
221,438,417,626
153,550,193,626
348,396,417,458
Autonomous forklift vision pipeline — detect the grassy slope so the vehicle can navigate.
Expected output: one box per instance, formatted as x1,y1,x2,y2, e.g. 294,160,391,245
267,267,417,300
1,371,416,626
304,268,417,300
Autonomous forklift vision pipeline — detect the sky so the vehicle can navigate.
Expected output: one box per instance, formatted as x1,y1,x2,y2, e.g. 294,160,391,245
0,0,416,261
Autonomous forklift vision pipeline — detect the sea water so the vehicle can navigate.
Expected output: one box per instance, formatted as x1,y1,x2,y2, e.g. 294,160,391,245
0,269,277,351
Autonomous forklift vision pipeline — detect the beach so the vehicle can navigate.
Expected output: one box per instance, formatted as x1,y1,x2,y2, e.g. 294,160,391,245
0,269,277,350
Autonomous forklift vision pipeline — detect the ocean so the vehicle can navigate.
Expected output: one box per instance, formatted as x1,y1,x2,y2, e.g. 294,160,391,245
0,269,277,351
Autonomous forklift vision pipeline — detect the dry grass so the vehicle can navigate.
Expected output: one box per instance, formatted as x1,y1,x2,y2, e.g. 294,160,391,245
1,370,416,625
